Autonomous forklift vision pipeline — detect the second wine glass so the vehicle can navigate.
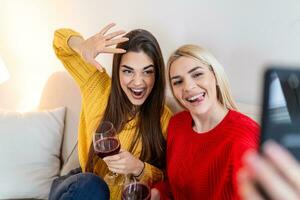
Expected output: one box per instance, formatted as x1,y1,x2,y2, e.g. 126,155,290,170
122,175,151,200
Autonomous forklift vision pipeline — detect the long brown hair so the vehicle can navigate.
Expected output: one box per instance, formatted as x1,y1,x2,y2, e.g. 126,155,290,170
86,29,166,172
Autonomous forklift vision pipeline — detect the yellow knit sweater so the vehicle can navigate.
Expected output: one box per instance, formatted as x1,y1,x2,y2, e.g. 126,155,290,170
53,29,172,199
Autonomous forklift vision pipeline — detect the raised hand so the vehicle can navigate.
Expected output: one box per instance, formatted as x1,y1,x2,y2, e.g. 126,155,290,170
70,23,129,71
238,141,300,200
103,149,144,176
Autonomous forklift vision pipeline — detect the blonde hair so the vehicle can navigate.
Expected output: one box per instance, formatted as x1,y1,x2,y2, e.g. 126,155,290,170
168,44,238,111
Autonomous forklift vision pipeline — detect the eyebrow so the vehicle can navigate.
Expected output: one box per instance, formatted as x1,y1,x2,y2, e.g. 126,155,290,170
188,66,203,73
170,75,180,80
170,66,203,80
121,65,154,70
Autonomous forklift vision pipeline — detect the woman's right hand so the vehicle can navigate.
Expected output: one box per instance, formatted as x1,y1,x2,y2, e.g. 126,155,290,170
69,23,129,72
238,141,300,200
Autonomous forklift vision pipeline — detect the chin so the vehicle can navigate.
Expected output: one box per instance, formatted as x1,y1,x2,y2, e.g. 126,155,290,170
188,105,210,116
129,99,146,106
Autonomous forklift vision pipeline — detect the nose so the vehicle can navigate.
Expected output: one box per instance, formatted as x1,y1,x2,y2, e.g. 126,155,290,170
183,77,196,92
132,73,144,86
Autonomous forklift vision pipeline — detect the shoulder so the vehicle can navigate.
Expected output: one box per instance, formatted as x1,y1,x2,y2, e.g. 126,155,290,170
160,105,174,126
168,110,190,127
166,110,190,142
226,110,260,133
227,110,260,149
160,105,174,139
162,105,173,119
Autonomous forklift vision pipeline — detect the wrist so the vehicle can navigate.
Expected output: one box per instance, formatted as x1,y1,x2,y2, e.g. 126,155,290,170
133,160,145,177
68,36,84,55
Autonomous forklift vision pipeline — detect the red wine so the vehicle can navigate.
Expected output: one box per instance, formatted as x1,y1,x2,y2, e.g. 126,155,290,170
122,183,150,200
95,137,120,158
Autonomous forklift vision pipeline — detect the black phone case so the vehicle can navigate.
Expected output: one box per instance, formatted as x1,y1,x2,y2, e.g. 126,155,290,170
261,67,300,161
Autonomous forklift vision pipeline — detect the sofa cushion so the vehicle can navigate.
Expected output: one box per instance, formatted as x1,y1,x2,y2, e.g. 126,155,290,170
0,107,65,200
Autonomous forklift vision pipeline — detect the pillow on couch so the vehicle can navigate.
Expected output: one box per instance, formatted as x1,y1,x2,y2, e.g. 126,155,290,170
0,107,66,200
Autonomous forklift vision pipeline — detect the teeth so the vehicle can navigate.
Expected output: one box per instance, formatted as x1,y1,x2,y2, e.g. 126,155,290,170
188,95,200,101
187,93,204,101
131,88,144,92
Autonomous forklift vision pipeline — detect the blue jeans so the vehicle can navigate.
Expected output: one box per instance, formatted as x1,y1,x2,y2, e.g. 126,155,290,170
49,171,109,200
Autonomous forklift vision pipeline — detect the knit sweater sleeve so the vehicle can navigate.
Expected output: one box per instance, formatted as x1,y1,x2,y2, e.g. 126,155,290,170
137,106,173,185
232,116,260,199
53,28,100,88
53,28,112,175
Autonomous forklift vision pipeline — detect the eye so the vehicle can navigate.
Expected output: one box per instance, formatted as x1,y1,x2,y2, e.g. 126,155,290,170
122,69,133,75
172,80,183,86
192,72,203,78
144,70,154,75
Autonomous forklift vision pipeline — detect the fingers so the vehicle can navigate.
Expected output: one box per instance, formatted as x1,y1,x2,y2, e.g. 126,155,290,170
99,23,116,35
105,159,127,174
108,167,126,174
238,169,264,200
243,150,299,200
103,150,129,162
95,24,127,55
105,37,129,47
263,141,300,192
103,47,126,54
107,163,125,170
104,30,126,40
103,154,121,162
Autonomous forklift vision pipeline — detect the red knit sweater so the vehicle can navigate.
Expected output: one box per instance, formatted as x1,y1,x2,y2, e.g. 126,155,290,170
154,110,260,200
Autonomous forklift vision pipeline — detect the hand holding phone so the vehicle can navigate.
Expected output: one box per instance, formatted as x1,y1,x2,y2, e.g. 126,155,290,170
238,67,300,200
238,141,300,200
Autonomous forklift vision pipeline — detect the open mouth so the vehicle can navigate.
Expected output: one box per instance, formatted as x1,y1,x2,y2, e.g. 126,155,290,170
185,92,205,103
129,88,146,99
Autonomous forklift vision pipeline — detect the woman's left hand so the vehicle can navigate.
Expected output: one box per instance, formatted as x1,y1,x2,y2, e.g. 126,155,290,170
103,149,144,176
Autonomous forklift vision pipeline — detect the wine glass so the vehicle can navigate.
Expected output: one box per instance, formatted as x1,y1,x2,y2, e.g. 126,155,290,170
93,121,121,185
122,175,151,200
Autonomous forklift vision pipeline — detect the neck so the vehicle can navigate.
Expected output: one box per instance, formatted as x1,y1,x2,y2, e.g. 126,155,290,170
191,102,228,133
129,105,140,116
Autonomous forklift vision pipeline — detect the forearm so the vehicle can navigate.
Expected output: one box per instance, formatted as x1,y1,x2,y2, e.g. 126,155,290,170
53,28,98,87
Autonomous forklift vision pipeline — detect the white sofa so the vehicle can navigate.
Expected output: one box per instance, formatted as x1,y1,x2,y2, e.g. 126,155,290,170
0,71,261,200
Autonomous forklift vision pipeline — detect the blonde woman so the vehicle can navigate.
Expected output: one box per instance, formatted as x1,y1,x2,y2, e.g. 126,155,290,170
151,44,259,200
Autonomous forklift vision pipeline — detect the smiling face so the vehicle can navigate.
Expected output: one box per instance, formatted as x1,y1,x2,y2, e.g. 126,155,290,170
170,56,220,116
119,51,155,106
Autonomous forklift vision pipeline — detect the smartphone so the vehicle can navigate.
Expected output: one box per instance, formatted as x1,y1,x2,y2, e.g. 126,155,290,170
261,67,300,161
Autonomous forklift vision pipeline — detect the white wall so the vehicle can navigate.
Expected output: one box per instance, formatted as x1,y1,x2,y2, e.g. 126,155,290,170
0,0,300,110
